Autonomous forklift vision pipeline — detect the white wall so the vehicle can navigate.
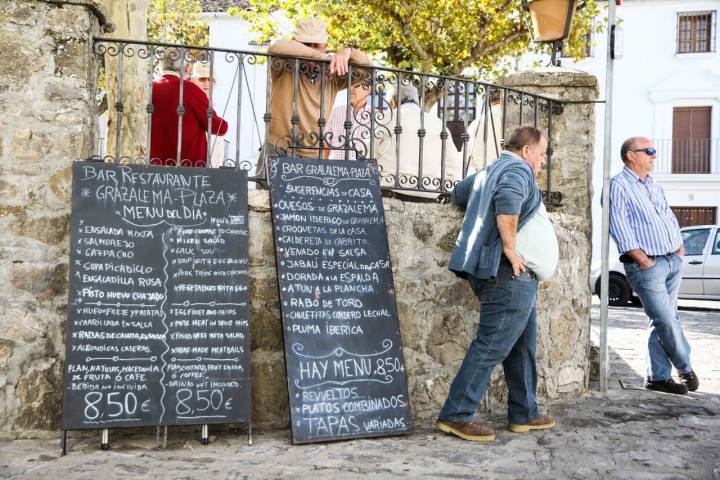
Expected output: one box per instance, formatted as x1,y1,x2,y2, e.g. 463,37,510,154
204,13,268,174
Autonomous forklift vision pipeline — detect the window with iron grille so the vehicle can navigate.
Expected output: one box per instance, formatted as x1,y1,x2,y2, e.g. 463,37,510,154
437,82,477,122
435,82,478,151
677,11,716,53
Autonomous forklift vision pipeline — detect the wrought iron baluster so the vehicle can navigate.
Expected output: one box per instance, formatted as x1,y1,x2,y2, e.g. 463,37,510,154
176,48,187,166
344,64,353,161
440,80,449,192
92,38,565,197
418,77,426,189
235,53,244,168
482,83,490,169
369,69,376,162
501,87,508,149
546,99,554,202
145,46,155,165
318,62,326,158
205,55,214,166
461,80,470,177
113,43,126,162
393,73,403,188
261,56,272,178
291,59,300,159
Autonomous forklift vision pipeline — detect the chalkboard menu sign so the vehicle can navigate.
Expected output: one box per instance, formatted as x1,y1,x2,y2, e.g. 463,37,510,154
62,162,251,430
269,157,411,444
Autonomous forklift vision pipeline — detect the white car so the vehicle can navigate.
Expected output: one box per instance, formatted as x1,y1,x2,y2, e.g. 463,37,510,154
590,225,720,305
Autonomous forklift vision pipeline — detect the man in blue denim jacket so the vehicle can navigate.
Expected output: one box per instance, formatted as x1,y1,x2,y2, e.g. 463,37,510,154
436,126,555,442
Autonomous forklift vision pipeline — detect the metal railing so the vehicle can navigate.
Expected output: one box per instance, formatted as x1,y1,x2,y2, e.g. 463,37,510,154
94,39,564,204
653,138,719,174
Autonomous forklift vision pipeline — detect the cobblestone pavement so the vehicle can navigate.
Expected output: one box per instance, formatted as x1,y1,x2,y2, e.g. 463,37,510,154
591,303,720,394
1,305,719,480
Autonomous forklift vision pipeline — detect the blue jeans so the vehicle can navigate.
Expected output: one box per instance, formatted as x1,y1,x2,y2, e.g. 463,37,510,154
624,253,693,381
439,261,539,424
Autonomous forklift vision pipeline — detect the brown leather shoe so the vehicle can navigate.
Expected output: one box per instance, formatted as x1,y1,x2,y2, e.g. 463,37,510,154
436,419,495,442
509,414,555,433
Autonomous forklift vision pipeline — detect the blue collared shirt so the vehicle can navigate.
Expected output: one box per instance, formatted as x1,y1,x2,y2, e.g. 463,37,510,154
448,150,541,279
609,166,683,255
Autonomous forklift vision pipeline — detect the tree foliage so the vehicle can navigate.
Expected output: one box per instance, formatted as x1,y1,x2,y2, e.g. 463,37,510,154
230,0,600,79
148,0,209,46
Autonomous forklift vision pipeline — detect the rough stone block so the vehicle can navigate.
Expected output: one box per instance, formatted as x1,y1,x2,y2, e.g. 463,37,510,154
13,361,63,431
0,31,46,85
11,130,54,163
251,351,289,425
248,272,283,352
10,214,70,246
48,166,74,204
11,262,68,300
45,5,91,36
0,340,14,369
248,213,275,267
0,300,44,344
0,205,26,219
51,38,90,79
44,81,88,103
1,2,41,28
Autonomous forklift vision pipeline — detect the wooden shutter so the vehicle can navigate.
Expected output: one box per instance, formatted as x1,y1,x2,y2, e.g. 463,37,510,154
672,206,717,227
672,107,711,173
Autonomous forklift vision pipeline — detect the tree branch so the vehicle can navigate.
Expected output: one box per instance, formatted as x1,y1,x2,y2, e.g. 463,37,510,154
378,3,433,63
457,29,528,73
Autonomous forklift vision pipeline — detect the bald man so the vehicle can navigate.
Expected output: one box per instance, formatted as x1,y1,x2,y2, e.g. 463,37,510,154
609,136,698,395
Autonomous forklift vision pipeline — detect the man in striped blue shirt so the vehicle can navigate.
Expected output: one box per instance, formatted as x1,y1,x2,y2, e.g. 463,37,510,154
609,136,698,395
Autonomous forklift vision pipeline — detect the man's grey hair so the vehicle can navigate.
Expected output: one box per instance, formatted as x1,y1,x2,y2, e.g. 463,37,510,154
394,83,419,106
161,47,186,73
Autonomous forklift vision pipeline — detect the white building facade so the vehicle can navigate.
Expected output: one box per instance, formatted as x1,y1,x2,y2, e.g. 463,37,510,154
547,0,720,259
201,2,269,172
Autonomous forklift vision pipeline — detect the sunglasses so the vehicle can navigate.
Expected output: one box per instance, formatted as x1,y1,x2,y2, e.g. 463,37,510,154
631,147,656,156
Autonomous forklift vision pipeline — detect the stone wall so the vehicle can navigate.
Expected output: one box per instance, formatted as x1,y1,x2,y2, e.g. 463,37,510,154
245,70,598,425
498,68,598,220
0,0,108,437
247,189,593,426
0,1,597,435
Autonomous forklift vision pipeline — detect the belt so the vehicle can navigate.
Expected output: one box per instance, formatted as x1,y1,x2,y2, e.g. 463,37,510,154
620,251,676,264
647,252,676,259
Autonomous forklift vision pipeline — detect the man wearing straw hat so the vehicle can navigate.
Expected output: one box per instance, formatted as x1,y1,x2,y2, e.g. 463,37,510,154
191,61,215,98
191,61,227,167
259,18,371,169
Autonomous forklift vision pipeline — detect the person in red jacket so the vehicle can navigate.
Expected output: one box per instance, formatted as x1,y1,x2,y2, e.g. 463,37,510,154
150,48,228,168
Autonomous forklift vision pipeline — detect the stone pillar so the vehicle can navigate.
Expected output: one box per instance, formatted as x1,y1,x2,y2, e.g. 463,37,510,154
497,68,599,400
497,68,598,220
0,0,109,435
